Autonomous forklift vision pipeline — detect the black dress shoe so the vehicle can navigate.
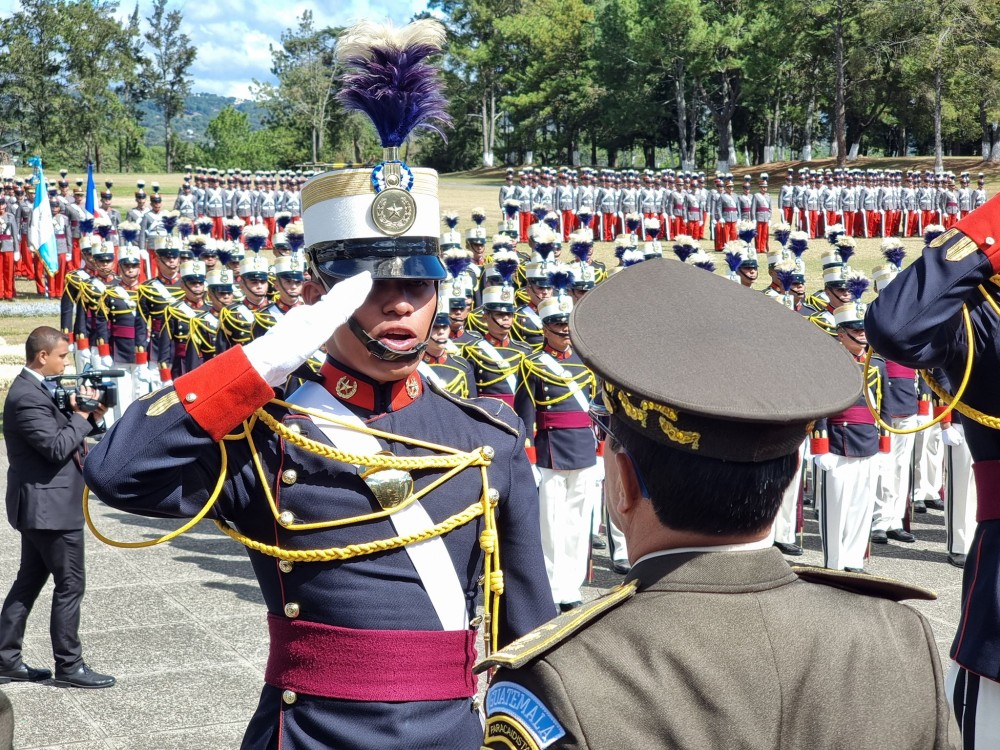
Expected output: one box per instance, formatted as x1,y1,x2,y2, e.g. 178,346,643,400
612,561,631,575
0,662,52,683
558,601,582,613
887,528,916,543
590,535,607,550
948,553,967,568
925,499,945,511
844,567,866,574
773,541,804,556
871,529,888,544
53,664,115,689
912,500,927,513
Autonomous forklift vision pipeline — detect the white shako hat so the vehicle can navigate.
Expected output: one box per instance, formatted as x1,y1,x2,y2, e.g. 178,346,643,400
273,254,306,280
301,20,449,283
179,260,206,280
206,268,236,290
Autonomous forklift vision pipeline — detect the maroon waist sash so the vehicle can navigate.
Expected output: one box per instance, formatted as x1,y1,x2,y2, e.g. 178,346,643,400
265,614,478,702
886,361,916,379
536,411,591,430
831,405,875,426
973,460,1000,523
111,324,135,338
484,392,515,407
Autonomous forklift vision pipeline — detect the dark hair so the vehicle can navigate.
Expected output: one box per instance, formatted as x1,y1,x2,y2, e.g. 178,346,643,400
25,326,68,364
612,415,798,536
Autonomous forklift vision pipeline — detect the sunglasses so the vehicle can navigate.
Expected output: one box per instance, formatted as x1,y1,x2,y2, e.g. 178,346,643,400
589,400,651,499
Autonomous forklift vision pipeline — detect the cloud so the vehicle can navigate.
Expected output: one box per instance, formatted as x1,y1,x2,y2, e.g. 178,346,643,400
0,0,433,99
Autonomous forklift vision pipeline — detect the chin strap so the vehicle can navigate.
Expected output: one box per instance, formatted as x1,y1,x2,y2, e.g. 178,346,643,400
842,329,867,349
347,315,428,362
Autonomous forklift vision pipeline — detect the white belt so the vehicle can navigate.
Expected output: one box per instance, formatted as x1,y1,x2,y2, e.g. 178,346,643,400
285,381,469,631
417,361,447,391
477,341,517,394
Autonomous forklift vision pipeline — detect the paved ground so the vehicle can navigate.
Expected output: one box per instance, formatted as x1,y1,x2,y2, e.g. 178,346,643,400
0,449,965,749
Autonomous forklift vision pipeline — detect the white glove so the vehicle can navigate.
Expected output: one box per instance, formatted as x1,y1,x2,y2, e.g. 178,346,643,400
77,346,92,368
100,355,114,369
135,367,153,384
13,250,20,262
942,426,964,447
90,346,99,363
68,341,76,354
813,453,838,472
244,271,372,386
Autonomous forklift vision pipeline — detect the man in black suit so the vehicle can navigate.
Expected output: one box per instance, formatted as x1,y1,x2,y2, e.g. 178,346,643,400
0,326,115,689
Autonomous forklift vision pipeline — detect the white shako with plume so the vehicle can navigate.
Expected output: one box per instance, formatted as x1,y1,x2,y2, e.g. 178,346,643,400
300,19,451,362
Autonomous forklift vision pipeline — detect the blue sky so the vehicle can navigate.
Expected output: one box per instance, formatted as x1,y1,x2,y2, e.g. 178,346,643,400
0,0,432,99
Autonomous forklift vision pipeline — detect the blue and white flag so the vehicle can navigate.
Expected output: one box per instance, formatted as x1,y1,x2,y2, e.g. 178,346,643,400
27,156,58,276
85,162,97,215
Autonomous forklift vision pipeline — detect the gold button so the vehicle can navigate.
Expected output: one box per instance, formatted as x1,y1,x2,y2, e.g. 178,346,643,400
284,602,300,618
281,469,298,486
282,690,297,705
184,393,197,403
482,446,495,459
470,615,483,627
278,560,294,573
278,511,295,527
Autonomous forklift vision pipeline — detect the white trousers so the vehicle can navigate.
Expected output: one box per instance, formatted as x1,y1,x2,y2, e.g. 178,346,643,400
774,443,806,545
945,426,977,555
873,414,920,531
947,662,1000,747
538,467,593,604
818,455,876,571
914,420,944,501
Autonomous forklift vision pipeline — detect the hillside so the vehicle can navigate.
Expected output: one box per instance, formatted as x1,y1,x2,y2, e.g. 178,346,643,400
138,93,266,145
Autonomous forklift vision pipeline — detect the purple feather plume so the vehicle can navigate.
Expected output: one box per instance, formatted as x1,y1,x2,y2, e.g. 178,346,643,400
790,236,808,258
532,206,548,222
493,254,519,285
570,240,592,263
336,21,450,148
79,218,94,235
577,209,593,226
276,213,292,230
845,274,870,301
646,223,661,241
615,244,628,261
245,234,267,253
178,219,193,239
226,222,243,242
924,225,944,245
286,231,305,253
738,225,756,243
672,242,695,263
196,217,213,235
119,225,139,244
883,246,906,269
443,251,472,278
188,237,207,257
543,213,559,231
837,242,855,265
693,257,716,273
625,215,641,233
161,214,177,234
548,268,575,293
724,249,744,273
217,250,232,265
94,221,112,240
535,240,557,261
774,226,791,247
504,199,520,219
775,266,796,293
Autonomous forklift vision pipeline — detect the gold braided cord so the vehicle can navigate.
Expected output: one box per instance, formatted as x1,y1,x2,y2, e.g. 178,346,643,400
84,440,229,548
862,305,974,434
212,500,485,562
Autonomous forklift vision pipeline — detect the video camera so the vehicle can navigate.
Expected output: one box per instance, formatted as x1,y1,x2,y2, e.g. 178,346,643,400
45,368,125,413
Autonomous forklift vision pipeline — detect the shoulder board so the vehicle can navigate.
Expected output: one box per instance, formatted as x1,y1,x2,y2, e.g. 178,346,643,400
792,565,936,602
474,581,638,674
426,379,520,437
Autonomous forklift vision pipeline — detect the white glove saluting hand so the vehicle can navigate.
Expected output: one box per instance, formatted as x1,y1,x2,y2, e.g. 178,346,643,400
813,453,838,472
941,425,964,447
244,271,373,386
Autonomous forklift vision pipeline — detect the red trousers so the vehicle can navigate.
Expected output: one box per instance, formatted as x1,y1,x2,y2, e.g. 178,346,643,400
263,216,277,248
560,210,575,240
943,213,958,229
0,252,15,299
783,207,794,224
905,212,920,237
825,211,839,231
519,212,533,243
211,216,225,240
601,213,619,242
866,212,881,238
71,238,81,271
842,211,857,237
922,210,939,228
687,220,704,240
49,255,68,298
755,222,769,253
805,210,820,238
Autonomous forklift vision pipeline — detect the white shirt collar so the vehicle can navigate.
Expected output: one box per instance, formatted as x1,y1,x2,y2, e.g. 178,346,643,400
22,367,44,383
632,533,774,568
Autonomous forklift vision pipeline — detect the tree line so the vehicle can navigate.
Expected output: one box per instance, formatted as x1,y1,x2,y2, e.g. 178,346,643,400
2,0,997,174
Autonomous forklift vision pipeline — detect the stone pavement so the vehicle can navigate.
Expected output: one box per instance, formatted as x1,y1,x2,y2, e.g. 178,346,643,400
0,447,965,749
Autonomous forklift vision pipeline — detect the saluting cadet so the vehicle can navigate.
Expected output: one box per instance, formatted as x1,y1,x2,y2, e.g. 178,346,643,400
0,199,20,300
517,266,597,611
811,276,891,572
95,245,149,413
85,21,554,749
478,259,955,750
865,193,1000,746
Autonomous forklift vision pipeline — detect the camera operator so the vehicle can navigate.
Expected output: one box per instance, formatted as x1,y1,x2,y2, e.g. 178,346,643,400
0,326,115,689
